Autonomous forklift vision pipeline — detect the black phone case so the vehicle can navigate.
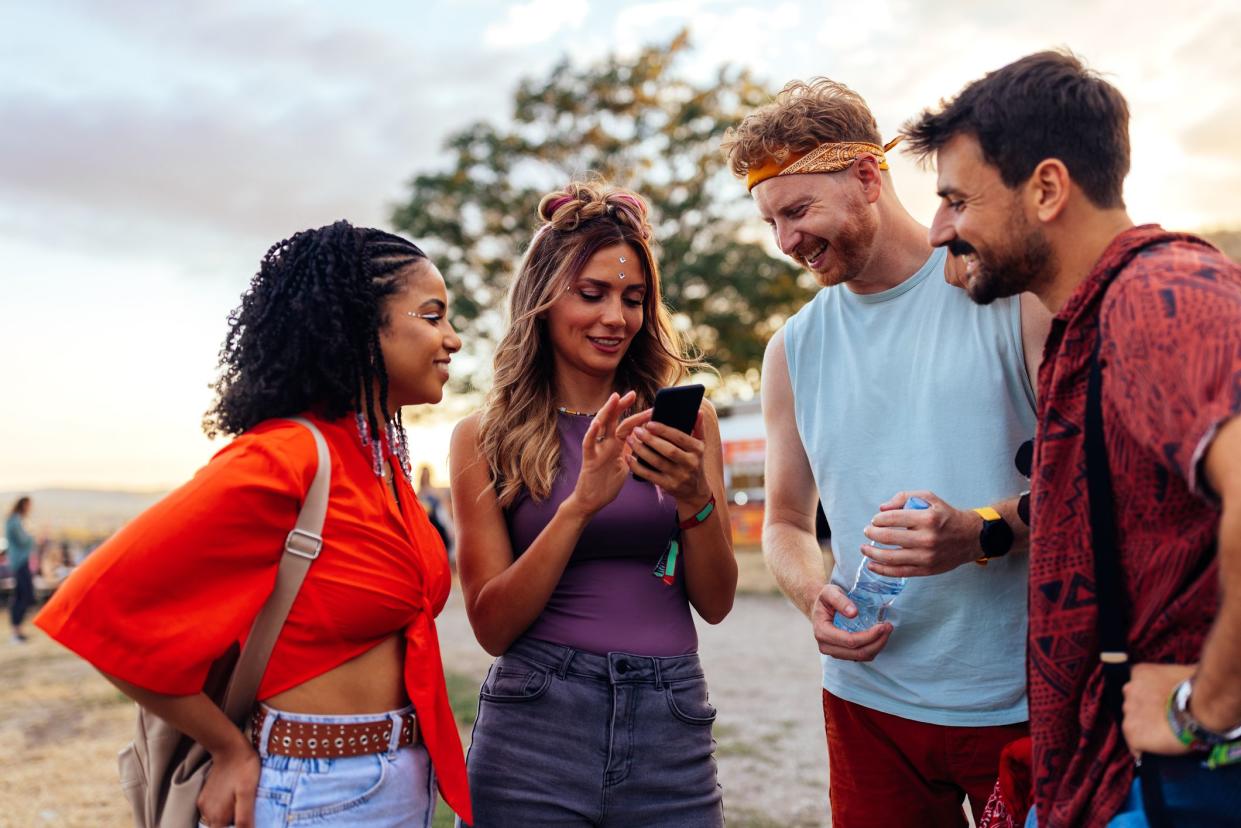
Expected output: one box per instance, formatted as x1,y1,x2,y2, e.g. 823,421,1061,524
634,384,705,479
651,384,704,433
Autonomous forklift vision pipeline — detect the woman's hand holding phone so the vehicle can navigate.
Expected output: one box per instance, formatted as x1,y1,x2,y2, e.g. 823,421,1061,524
623,407,711,506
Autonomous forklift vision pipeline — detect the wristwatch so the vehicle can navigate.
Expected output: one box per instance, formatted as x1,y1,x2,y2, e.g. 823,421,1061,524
1168,678,1241,749
972,506,1014,566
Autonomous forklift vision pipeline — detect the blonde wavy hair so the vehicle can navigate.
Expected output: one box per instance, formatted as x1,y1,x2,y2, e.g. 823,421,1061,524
478,180,703,508
721,78,882,179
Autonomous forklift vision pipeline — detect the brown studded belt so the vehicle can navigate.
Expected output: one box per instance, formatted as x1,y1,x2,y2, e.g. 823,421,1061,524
250,707,419,759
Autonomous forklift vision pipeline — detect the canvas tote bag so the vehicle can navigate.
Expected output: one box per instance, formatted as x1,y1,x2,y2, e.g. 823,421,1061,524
118,417,330,827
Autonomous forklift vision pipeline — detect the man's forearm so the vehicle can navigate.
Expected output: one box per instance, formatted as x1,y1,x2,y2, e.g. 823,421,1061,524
762,520,829,618
1189,501,1241,733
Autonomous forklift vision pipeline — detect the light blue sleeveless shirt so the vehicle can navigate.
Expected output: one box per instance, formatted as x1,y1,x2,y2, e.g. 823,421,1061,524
783,247,1034,726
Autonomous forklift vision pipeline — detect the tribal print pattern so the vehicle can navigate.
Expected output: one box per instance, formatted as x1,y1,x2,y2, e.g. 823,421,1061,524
1028,226,1241,828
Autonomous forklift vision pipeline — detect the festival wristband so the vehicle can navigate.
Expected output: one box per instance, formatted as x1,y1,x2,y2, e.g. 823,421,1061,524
1167,678,1241,750
678,494,716,529
655,495,716,587
1207,740,1241,769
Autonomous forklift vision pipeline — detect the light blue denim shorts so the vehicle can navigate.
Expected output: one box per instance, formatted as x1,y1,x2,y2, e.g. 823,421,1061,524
250,704,436,827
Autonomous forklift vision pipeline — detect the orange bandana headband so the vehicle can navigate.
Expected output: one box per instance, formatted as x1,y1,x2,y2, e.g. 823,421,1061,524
745,137,904,191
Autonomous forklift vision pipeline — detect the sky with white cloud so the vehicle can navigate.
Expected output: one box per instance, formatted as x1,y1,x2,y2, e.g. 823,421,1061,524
2,0,1238,490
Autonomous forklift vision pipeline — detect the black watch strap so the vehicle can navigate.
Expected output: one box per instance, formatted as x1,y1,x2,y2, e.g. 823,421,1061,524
974,506,1015,559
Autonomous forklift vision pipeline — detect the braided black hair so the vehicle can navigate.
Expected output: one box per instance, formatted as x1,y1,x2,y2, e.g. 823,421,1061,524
203,220,426,442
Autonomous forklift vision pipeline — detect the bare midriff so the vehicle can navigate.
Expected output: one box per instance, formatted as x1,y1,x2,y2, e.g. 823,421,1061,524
264,633,409,714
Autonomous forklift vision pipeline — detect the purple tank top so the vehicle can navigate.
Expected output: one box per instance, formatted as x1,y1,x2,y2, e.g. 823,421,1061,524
505,411,698,656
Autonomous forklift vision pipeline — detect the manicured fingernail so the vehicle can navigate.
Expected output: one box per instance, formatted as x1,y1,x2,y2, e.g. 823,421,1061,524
635,426,647,438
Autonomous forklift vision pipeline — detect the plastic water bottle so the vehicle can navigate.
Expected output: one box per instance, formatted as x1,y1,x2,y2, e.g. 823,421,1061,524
833,496,930,632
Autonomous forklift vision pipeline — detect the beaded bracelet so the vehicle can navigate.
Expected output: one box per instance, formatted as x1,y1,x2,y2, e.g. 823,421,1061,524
1168,680,1209,750
1166,678,1241,751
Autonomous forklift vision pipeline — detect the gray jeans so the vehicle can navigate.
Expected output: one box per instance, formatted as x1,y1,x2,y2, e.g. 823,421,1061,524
463,636,724,827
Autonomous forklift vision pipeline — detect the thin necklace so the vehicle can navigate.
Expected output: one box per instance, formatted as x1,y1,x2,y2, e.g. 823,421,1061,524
557,405,597,417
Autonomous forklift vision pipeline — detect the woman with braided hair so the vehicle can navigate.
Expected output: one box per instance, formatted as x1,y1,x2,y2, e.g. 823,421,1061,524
36,221,472,827
450,181,737,826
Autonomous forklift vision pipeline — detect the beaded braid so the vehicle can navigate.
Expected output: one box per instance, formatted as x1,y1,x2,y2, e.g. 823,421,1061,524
204,221,426,479
360,232,422,477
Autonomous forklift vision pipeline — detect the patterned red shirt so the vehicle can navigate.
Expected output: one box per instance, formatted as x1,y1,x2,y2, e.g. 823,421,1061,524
1029,225,1240,827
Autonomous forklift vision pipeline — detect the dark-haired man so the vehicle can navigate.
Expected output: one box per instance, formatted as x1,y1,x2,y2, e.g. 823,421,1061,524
905,50,1241,827
723,80,1050,826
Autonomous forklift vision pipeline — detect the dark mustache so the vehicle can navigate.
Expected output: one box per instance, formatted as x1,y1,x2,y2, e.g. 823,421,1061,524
946,240,976,257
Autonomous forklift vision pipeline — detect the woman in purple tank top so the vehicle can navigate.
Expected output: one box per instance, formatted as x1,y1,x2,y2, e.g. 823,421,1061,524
450,180,737,827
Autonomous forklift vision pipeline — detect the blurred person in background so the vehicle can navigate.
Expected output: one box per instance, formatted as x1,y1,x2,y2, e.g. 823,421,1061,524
37,538,74,590
5,495,35,643
417,464,455,567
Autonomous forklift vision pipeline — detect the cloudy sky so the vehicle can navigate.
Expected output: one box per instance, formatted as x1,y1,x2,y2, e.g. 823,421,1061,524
3,0,1238,491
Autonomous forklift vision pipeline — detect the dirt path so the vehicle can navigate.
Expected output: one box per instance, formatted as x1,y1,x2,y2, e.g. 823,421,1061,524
698,593,830,827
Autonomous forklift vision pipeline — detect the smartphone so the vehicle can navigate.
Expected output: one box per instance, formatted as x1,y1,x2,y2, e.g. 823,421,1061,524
634,384,705,480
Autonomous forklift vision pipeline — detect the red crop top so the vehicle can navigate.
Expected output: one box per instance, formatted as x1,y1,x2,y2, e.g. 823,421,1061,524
35,413,470,821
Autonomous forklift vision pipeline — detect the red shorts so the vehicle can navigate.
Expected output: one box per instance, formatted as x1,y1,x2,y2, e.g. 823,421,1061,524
823,689,1028,827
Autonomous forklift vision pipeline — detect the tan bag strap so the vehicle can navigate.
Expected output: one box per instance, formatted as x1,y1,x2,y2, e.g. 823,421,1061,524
218,416,331,724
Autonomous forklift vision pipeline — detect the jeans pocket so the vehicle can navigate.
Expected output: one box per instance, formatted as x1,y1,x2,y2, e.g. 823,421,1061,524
666,677,718,726
479,656,553,703
286,753,387,819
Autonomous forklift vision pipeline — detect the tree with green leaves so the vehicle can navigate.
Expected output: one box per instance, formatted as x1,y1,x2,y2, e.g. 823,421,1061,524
391,30,815,397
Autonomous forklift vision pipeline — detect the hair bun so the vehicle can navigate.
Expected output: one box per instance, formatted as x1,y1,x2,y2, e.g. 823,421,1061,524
537,181,651,239
602,190,651,239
